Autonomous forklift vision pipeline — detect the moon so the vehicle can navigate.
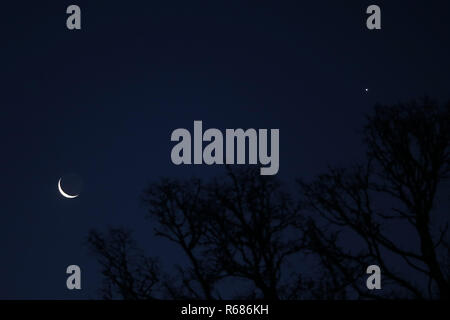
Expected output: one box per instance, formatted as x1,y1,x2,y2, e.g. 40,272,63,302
58,178,79,199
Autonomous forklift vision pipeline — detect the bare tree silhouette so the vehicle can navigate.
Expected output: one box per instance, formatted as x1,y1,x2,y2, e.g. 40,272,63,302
298,98,450,299
88,98,450,300
88,228,160,299
89,168,307,299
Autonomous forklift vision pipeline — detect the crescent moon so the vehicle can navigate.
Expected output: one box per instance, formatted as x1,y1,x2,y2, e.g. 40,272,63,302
58,178,79,199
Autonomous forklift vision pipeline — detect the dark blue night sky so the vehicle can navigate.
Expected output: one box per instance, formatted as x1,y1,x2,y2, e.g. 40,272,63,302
1,1,449,298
